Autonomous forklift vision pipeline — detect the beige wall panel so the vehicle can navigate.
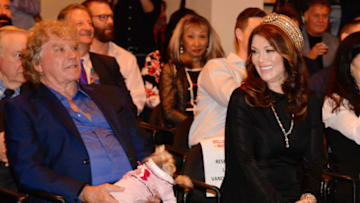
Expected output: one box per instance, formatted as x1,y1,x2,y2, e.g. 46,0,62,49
41,0,83,20
211,0,264,55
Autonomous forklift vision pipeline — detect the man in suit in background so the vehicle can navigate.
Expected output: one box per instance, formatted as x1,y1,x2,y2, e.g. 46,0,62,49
303,0,338,75
5,20,151,203
303,0,339,97
0,26,27,191
57,3,137,115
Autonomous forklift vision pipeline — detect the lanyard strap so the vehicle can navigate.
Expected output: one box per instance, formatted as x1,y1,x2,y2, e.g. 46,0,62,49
184,68,201,114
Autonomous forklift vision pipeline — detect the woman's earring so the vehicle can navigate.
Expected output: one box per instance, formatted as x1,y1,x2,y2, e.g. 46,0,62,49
180,45,184,54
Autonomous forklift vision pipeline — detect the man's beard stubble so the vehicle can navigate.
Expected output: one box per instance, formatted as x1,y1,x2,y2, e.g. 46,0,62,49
94,26,114,43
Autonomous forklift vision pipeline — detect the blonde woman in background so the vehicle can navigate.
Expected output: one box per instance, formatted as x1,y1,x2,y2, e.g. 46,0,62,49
159,13,224,128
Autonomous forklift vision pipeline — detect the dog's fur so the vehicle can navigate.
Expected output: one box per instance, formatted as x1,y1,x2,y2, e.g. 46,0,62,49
111,145,193,203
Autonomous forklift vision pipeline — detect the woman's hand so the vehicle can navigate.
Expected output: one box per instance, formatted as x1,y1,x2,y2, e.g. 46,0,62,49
295,200,316,203
295,193,317,203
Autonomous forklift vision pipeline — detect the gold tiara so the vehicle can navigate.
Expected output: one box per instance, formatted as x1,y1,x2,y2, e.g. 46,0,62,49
262,13,304,52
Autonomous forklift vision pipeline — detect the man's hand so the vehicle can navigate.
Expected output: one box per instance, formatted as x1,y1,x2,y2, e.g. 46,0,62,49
0,132,8,166
306,42,328,60
79,184,124,203
141,0,154,13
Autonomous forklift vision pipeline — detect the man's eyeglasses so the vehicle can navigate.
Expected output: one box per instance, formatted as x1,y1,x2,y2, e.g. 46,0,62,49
92,14,113,22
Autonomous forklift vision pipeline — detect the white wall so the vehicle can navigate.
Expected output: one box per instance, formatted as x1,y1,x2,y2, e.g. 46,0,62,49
41,0,82,20
211,0,263,54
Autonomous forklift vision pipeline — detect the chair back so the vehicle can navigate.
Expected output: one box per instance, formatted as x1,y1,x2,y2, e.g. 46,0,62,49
178,144,220,203
323,128,360,203
173,116,193,150
0,187,27,203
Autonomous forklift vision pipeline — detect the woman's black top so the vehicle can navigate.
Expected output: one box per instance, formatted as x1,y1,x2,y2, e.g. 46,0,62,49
221,88,324,203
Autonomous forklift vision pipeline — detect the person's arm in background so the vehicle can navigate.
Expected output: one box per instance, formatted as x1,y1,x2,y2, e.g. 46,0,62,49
198,59,246,107
11,0,40,16
141,0,154,13
120,51,146,114
160,64,187,126
0,132,7,166
141,0,162,27
323,96,360,144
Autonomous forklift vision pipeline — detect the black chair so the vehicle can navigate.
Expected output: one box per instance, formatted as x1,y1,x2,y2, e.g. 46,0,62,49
165,145,189,174
173,116,193,150
25,190,67,203
0,186,27,203
179,143,221,203
0,186,67,203
321,171,358,203
148,104,166,129
321,127,360,203
164,144,221,203
175,178,221,203
137,120,174,145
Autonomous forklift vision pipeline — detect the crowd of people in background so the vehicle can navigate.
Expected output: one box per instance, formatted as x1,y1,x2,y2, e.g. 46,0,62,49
0,0,360,202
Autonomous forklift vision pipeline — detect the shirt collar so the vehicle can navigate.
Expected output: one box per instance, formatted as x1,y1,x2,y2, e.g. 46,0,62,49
0,80,21,99
108,41,122,57
108,42,115,54
81,52,91,66
47,83,90,102
89,42,117,57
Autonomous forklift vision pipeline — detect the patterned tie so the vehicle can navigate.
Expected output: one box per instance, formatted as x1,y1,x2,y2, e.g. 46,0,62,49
2,89,14,101
79,59,88,85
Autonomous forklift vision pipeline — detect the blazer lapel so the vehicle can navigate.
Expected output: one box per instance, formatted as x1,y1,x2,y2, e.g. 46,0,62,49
302,28,311,55
36,84,84,144
322,33,337,68
89,52,107,85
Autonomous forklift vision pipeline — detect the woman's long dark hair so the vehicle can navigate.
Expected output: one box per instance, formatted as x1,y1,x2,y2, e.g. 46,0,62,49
326,32,360,116
241,24,309,121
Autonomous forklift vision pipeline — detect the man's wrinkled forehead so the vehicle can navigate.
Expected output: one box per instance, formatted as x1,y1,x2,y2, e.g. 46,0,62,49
307,3,330,14
46,33,78,46
65,8,91,23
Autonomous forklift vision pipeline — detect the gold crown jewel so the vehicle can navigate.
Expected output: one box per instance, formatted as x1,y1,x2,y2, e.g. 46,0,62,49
262,13,304,52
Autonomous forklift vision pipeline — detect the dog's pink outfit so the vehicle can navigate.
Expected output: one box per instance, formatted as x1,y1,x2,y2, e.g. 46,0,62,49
111,159,176,203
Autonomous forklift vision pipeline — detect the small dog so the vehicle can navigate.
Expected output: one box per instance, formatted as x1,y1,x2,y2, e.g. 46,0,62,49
111,145,193,203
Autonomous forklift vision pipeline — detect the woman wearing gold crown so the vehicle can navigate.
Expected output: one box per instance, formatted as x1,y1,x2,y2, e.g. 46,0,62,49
221,13,323,203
